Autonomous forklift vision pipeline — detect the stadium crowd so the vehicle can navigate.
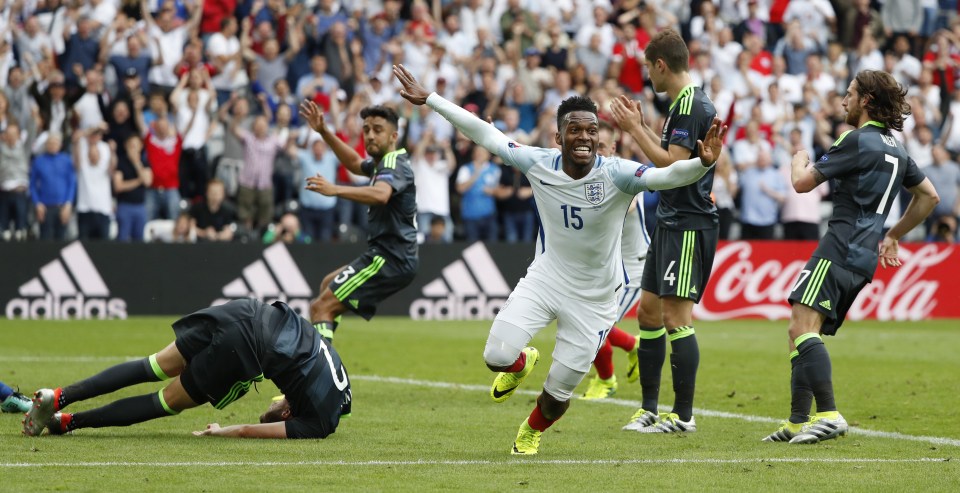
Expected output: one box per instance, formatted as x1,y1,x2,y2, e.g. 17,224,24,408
0,0,959,244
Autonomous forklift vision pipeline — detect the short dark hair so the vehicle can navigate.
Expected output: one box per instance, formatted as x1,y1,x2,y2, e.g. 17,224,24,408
855,70,910,132
360,105,400,129
556,95,597,129
645,29,689,73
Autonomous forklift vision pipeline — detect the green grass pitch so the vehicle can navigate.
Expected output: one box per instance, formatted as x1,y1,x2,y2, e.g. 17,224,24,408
1,317,958,491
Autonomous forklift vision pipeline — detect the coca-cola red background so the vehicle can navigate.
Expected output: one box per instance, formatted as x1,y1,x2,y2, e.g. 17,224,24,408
624,241,960,321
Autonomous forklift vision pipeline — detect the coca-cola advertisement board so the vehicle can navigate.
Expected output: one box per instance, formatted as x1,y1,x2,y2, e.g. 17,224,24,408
659,241,960,321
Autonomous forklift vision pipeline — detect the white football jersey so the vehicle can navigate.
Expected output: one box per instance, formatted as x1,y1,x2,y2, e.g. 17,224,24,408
499,142,654,303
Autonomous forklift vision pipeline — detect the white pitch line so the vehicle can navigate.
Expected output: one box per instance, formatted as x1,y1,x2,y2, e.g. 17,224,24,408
351,375,960,448
3,358,958,448
0,458,954,468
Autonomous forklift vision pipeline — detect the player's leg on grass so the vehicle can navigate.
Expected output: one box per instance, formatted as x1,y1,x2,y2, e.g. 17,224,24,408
485,319,540,403
24,342,188,436
583,338,617,400
310,266,349,342
624,289,665,428
784,303,846,444
662,295,699,424
607,326,640,380
513,360,583,455
47,376,202,435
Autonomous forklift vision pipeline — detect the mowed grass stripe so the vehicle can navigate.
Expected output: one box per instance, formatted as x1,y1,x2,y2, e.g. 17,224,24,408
349,375,960,448
0,458,953,468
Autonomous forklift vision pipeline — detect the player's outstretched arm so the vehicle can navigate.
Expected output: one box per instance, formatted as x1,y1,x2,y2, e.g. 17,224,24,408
696,118,727,166
394,64,511,157
623,119,726,193
880,178,940,268
299,100,366,176
193,421,288,439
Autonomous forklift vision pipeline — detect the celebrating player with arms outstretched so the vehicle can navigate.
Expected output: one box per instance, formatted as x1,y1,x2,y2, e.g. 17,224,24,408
580,122,649,400
763,70,939,444
394,64,726,455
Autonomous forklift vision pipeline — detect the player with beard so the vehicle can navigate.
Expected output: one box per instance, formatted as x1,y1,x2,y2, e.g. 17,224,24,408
763,70,939,444
299,102,418,343
394,64,726,454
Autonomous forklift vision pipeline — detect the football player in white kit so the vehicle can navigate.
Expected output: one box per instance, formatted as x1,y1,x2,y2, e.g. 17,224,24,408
580,122,651,400
394,64,726,455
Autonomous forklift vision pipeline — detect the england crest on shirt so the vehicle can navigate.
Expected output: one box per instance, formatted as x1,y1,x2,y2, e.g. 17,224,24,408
585,182,604,205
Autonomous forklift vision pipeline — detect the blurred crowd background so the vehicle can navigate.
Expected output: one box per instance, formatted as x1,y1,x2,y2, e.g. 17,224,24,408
1,0,959,245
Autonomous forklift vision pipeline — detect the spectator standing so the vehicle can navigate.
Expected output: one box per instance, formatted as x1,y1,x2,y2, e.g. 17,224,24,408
60,14,100,92
494,163,535,244
143,0,203,94
207,16,245,106
298,138,339,242
113,135,153,241
0,122,31,241
233,115,284,233
73,126,115,240
170,69,216,203
73,68,108,131
411,130,455,243
144,117,184,220
738,150,787,239
455,145,500,243
29,133,75,240
779,144,828,240
924,145,960,235
712,152,739,240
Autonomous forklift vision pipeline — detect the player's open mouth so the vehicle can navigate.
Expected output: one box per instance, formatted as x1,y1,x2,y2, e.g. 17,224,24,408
573,146,591,158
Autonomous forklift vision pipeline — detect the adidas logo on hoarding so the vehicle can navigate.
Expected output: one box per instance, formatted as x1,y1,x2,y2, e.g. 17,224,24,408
5,242,127,320
211,243,314,314
409,242,511,320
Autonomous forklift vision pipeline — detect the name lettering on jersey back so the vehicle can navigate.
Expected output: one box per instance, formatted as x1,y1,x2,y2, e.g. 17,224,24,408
880,135,897,147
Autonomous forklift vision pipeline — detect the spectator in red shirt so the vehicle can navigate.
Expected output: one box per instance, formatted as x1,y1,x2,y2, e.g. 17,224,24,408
144,117,184,220
200,0,237,38
611,21,646,95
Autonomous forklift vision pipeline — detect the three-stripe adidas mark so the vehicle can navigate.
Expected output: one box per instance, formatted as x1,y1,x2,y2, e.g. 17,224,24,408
410,243,511,320
5,242,127,320
212,243,313,314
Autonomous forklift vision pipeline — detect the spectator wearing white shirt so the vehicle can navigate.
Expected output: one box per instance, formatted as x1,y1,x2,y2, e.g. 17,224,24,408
575,5,615,58
411,130,455,243
170,69,217,203
732,120,773,172
890,34,922,87
782,0,836,50
206,16,246,107
73,125,116,240
905,125,935,169
143,0,202,93
73,68,108,131
779,140,828,240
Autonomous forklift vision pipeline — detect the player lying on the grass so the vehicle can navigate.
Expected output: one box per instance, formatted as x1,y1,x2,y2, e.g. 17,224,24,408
394,63,726,455
763,70,939,444
22,299,351,439
580,122,645,400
